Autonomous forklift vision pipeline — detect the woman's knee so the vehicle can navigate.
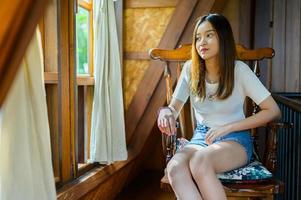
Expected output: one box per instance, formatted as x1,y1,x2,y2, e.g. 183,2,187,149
166,159,188,181
189,152,213,180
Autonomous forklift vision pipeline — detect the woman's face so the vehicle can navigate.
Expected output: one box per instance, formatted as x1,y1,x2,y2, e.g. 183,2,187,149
195,21,219,61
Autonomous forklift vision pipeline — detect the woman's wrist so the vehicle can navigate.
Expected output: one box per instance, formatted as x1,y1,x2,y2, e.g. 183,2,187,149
157,106,177,119
168,105,177,118
157,106,171,116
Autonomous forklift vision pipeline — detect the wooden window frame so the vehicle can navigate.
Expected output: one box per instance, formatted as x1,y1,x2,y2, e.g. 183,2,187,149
43,0,123,190
44,0,94,85
42,0,96,185
76,0,95,175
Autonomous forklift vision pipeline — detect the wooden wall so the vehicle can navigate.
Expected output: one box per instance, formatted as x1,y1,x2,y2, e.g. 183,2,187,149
272,0,301,92
253,0,271,89
123,6,175,110
122,1,177,171
254,0,301,93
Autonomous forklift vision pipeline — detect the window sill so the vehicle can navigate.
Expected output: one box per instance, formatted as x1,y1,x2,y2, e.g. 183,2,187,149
57,149,135,200
44,72,94,85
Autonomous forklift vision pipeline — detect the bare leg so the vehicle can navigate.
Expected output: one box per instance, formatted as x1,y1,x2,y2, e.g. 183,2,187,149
189,141,248,200
167,145,204,200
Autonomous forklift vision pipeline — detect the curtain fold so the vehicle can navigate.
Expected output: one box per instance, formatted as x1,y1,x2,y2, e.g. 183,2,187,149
0,29,56,200
90,0,127,164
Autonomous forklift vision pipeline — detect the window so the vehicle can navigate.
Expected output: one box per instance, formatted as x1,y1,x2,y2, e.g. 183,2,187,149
76,0,93,76
76,0,93,75
76,0,95,174
43,0,123,191
76,7,89,74
43,0,95,185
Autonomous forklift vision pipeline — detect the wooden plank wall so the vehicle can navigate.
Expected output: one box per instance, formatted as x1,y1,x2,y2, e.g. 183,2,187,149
284,0,301,92
254,0,270,88
271,0,301,92
272,0,286,91
253,0,301,92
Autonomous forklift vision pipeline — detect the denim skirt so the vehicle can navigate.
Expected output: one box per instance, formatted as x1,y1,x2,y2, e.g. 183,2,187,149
188,123,253,163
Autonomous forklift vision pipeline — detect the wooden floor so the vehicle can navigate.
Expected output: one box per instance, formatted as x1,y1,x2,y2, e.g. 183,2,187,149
115,170,175,200
115,171,258,200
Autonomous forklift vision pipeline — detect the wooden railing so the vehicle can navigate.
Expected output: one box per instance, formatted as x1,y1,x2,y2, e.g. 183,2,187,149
273,93,301,200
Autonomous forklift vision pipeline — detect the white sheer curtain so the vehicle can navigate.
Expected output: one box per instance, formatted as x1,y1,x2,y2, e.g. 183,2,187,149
0,29,56,200
90,0,127,164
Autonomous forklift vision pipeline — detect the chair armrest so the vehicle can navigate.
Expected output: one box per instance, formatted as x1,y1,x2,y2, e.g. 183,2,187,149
264,121,293,172
267,121,293,129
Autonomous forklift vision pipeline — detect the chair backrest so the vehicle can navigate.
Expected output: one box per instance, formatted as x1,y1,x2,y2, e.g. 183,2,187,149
149,44,275,163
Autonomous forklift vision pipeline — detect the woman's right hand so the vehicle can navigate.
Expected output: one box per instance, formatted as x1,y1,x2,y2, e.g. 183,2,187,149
157,107,177,136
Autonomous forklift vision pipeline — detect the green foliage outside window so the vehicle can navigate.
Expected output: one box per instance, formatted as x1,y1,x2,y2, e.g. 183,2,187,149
76,7,89,74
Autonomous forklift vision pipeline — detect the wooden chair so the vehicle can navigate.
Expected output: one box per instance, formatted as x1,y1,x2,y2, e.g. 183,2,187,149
149,44,292,200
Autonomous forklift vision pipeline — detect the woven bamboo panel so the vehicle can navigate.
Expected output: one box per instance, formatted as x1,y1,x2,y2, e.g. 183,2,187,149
123,7,175,110
123,60,150,110
124,8,175,52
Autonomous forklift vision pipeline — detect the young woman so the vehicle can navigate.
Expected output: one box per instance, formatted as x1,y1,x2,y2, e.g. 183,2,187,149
157,13,281,200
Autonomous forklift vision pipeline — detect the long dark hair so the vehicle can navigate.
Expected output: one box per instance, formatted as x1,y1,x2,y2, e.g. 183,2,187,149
191,13,236,100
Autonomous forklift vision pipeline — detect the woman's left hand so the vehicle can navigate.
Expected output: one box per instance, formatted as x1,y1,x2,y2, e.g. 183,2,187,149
205,124,233,145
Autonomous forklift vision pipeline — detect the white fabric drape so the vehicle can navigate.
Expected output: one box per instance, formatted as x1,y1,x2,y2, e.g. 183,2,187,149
0,29,56,200
90,0,127,163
